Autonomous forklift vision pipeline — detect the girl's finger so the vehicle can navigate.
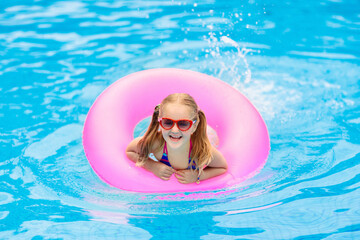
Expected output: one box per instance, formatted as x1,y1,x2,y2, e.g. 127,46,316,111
176,178,185,184
175,174,184,181
164,173,172,179
168,169,175,174
175,175,184,181
163,170,172,176
175,171,185,177
161,176,170,181
178,179,189,184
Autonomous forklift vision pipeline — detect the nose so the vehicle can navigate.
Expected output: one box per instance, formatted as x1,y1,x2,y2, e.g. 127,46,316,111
171,123,180,133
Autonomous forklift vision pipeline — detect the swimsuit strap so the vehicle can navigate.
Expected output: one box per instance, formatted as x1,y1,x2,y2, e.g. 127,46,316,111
164,141,168,155
159,142,171,167
188,139,197,170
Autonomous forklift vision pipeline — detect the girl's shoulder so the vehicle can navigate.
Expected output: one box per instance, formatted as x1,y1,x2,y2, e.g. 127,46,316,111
149,137,164,160
150,137,164,152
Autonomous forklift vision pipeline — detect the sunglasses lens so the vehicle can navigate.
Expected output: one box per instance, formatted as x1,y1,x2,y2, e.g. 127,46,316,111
178,120,191,130
161,119,174,129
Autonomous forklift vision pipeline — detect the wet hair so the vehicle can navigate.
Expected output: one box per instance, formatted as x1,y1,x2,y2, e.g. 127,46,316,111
137,93,212,175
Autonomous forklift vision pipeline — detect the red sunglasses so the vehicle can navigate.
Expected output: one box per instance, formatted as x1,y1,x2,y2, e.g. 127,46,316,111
159,118,196,131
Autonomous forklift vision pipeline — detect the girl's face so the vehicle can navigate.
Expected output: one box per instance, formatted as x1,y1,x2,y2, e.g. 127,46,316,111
159,102,198,149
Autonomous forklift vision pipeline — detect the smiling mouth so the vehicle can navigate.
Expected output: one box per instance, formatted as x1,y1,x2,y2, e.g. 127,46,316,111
170,135,182,141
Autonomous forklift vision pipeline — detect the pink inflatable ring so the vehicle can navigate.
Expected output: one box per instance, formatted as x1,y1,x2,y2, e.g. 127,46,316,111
83,68,270,193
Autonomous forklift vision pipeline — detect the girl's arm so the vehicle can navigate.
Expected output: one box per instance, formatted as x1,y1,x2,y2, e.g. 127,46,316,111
175,146,228,183
198,146,228,181
126,137,175,180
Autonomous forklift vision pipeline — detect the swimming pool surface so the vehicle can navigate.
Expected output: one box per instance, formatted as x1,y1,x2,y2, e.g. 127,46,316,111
1,0,360,239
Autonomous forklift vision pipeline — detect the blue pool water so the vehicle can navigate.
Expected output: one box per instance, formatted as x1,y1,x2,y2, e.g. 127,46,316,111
1,0,360,239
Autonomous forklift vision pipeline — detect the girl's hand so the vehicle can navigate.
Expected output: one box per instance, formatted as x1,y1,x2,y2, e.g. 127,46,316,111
151,162,175,181
175,169,198,184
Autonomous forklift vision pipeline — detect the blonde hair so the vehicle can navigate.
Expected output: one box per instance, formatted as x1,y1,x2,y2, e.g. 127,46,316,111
137,93,212,176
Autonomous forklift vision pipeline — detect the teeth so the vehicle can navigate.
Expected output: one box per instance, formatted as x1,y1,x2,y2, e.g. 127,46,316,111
170,135,181,139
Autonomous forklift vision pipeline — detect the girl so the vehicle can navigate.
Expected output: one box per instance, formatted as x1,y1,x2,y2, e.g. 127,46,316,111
126,93,227,184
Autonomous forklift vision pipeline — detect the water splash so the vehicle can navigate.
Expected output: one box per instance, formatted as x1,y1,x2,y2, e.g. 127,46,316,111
220,36,252,84
204,33,254,88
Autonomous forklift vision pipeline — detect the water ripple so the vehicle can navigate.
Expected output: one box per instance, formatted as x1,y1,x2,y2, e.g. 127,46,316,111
1,0,360,239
